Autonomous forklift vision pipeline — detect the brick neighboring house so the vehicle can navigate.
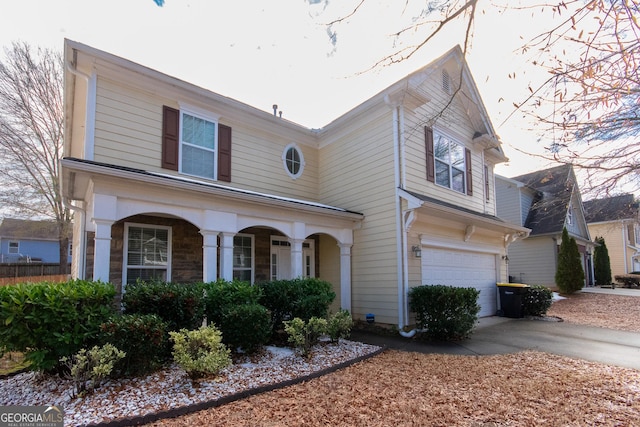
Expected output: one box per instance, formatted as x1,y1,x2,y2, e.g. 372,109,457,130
583,194,640,279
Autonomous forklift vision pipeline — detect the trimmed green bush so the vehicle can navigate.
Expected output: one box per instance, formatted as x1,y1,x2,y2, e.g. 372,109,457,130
202,280,271,353
202,279,262,325
169,325,231,381
284,317,328,357
522,285,553,316
327,310,353,343
122,280,205,331
217,303,272,353
99,313,168,376
0,280,116,372
408,284,480,340
258,278,335,331
61,344,125,397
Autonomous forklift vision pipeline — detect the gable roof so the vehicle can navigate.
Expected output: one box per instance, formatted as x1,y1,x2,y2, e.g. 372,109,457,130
583,194,639,223
0,218,70,241
510,164,576,236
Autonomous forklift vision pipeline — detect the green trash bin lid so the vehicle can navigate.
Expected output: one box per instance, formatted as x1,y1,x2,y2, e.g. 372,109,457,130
496,282,530,288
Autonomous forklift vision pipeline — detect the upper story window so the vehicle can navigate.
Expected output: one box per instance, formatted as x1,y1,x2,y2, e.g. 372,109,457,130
567,204,574,225
181,110,218,180
8,241,19,254
162,105,232,182
283,143,305,179
425,127,473,196
434,132,466,193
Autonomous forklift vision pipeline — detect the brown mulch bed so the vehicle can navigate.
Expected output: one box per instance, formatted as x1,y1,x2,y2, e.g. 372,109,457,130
150,293,640,427
548,292,640,332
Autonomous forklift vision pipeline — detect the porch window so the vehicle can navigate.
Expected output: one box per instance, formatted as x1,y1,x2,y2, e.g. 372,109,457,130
124,224,171,285
8,241,19,254
233,234,254,282
434,132,466,193
181,110,217,180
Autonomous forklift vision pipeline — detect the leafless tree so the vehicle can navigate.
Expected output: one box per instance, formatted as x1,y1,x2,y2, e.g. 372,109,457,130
310,0,640,196
0,42,70,273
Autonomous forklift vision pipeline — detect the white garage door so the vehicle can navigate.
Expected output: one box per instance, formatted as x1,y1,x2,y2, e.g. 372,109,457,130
421,247,497,317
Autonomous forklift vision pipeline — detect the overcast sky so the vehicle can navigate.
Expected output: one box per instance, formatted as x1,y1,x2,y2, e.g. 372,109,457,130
0,0,561,177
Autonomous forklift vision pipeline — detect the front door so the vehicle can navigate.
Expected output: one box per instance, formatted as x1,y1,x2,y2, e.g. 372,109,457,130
271,236,315,280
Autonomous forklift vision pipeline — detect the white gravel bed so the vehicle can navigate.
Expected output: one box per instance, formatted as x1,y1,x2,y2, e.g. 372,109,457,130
0,340,381,426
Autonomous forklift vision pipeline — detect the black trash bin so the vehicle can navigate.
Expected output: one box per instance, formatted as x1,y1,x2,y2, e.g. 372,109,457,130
496,283,529,318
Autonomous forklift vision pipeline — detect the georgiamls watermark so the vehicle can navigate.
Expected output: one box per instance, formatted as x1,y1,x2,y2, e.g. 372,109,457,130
0,406,64,427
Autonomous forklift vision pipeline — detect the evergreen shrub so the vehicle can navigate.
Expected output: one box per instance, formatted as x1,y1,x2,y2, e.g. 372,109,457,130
408,284,480,340
0,280,116,372
522,285,553,316
122,280,205,331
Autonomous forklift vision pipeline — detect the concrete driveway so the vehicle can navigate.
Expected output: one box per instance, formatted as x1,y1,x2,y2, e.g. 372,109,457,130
351,288,640,370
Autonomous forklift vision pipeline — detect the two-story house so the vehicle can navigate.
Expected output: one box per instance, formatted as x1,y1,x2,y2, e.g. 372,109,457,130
583,194,640,278
0,218,72,264
61,40,528,328
496,165,594,288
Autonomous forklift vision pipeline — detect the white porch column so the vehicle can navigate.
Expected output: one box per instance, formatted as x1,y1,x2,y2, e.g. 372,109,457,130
93,219,114,282
220,232,235,281
290,239,304,279
201,231,219,282
339,243,352,312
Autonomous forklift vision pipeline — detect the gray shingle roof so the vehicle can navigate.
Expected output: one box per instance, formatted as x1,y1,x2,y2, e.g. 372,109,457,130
583,194,638,223
510,164,575,236
0,218,70,240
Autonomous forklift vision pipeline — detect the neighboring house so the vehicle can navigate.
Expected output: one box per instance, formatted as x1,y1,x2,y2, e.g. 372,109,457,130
496,165,594,288
61,39,529,327
583,194,640,278
0,218,72,264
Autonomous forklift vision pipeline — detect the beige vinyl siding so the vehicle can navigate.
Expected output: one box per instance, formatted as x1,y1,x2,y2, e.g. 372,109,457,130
319,104,399,325
507,237,558,286
94,78,162,170
402,75,494,216
588,222,628,277
92,76,321,202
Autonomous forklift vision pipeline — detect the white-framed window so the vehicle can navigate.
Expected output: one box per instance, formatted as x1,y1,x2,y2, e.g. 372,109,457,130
233,234,254,283
8,241,19,254
180,107,219,180
434,131,466,193
123,223,171,285
282,143,305,179
567,204,574,225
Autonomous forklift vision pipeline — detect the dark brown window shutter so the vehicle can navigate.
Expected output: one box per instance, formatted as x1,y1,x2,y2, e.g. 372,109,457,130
484,164,490,201
162,106,179,171
425,126,435,182
465,148,473,196
217,124,232,182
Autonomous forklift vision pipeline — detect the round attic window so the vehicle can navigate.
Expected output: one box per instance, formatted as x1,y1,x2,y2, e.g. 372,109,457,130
283,143,305,179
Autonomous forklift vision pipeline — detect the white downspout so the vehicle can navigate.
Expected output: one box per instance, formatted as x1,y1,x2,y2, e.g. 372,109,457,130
392,106,405,331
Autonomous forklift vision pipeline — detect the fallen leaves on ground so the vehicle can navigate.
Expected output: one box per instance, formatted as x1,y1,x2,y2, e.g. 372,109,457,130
151,293,640,427
548,292,640,332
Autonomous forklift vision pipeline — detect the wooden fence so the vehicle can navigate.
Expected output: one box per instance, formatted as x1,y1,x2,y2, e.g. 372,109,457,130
0,263,70,279
0,274,70,286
